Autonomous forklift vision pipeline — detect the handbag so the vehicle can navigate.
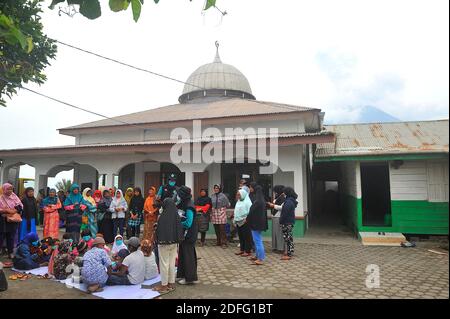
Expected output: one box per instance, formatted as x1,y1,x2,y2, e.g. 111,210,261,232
0,198,22,223
6,213,22,223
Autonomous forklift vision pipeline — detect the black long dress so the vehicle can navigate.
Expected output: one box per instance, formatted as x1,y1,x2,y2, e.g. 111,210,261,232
176,199,198,283
97,198,114,244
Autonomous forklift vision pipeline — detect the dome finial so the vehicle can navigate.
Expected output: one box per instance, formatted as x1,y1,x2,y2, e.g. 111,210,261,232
214,41,221,63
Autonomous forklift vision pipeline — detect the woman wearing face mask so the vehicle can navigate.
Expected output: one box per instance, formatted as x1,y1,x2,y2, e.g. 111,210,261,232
210,184,230,248
80,229,94,249
13,232,42,270
111,234,127,257
157,173,178,201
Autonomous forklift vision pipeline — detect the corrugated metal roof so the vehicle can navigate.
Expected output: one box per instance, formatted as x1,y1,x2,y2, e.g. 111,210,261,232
0,131,332,154
316,119,449,158
59,99,318,131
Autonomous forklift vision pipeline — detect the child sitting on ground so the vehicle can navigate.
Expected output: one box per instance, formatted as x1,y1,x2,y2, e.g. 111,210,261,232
141,239,158,280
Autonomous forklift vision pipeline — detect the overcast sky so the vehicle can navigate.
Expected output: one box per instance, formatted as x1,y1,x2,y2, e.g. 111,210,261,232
1,0,448,152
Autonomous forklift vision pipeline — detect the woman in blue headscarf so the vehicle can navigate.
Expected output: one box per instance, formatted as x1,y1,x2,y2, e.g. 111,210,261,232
64,184,88,242
13,232,41,270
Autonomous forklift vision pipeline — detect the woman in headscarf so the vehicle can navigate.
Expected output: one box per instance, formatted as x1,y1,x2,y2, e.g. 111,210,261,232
176,186,199,285
19,187,38,241
12,232,41,270
210,184,230,248
152,198,183,293
143,187,158,242
109,189,128,237
0,183,23,259
82,188,98,237
52,240,74,280
195,188,212,247
124,187,134,238
93,190,102,205
57,190,66,228
64,184,88,242
97,189,114,244
128,187,144,238
233,189,253,257
42,188,62,239
247,185,268,266
279,187,298,260
111,234,128,257
267,185,286,253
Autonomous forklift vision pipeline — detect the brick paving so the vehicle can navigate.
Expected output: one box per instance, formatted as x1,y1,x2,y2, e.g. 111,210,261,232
193,240,449,299
1,233,448,299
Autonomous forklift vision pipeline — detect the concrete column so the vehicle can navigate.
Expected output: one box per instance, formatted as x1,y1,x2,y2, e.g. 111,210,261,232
104,172,116,189
134,162,145,191
34,170,48,192
184,170,194,190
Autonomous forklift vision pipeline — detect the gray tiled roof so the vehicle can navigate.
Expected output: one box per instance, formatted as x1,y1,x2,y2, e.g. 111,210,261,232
316,119,449,158
59,98,319,131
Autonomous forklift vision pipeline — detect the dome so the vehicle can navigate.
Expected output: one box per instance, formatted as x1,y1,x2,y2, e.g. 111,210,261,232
179,43,255,103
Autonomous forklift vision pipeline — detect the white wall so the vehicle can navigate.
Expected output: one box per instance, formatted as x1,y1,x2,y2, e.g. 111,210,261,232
340,161,360,198
73,164,98,190
75,116,310,145
389,160,428,201
426,159,449,202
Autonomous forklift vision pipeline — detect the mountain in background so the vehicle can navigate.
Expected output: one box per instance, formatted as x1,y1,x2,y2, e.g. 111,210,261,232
325,105,400,124
356,105,400,123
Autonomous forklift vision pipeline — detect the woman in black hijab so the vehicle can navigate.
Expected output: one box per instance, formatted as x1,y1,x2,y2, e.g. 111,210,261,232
97,190,114,244
19,187,38,241
247,185,268,265
176,186,198,285
153,198,183,293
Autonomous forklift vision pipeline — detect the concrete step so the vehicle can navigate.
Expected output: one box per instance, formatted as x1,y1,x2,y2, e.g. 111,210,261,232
359,232,406,246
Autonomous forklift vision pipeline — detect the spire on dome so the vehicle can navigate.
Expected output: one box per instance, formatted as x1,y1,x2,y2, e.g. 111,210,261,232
214,41,221,63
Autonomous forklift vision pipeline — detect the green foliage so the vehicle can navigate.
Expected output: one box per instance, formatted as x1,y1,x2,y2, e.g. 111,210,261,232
204,0,216,10
55,178,72,193
0,0,57,107
51,0,218,22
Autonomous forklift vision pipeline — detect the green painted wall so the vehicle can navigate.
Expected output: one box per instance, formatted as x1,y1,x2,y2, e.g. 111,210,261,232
204,218,306,239
339,195,449,235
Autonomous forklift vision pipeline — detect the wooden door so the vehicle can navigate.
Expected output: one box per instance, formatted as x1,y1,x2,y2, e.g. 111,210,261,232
144,172,161,195
193,171,209,200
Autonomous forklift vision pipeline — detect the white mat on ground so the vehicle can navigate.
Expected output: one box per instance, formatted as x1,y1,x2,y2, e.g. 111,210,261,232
93,284,160,299
142,275,161,286
11,266,48,276
62,277,161,299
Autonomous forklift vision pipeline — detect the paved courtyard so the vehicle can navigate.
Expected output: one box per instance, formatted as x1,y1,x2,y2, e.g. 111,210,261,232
1,236,448,299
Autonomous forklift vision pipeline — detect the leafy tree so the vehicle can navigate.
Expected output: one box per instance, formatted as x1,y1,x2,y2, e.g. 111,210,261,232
55,178,72,192
0,0,57,107
0,0,219,106
49,0,218,22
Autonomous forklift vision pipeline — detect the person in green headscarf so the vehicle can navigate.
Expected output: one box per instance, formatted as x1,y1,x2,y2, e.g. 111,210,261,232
63,184,89,242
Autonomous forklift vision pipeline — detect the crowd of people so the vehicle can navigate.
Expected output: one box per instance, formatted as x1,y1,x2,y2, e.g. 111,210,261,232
0,173,298,294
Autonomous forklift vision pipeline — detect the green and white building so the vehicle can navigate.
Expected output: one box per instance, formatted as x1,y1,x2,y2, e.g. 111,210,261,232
313,119,449,237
